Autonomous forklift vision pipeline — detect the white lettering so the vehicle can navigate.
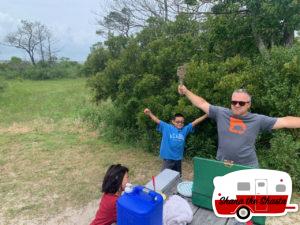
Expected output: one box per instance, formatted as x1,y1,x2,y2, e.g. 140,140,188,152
170,133,184,141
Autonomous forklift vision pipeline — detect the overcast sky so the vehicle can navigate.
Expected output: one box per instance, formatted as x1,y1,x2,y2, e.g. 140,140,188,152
0,0,104,62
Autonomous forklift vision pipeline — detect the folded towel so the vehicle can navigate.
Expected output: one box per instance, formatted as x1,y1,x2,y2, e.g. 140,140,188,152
163,195,193,225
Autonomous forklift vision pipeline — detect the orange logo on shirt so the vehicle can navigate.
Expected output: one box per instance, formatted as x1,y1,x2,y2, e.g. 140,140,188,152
228,117,247,134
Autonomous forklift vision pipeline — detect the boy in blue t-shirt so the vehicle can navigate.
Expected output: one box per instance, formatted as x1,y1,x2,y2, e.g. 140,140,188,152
144,108,207,175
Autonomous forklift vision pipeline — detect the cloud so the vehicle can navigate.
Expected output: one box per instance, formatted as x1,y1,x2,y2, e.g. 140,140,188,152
0,12,20,40
0,12,23,60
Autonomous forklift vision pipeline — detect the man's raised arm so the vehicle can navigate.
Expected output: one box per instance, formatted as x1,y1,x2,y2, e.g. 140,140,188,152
178,85,210,114
272,116,300,129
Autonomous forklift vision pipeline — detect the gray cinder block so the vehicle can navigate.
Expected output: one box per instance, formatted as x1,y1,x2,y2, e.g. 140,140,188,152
145,169,180,192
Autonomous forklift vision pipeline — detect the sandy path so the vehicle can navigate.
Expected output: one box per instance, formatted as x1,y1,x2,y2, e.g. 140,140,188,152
5,199,298,225
44,200,98,225
3,200,98,225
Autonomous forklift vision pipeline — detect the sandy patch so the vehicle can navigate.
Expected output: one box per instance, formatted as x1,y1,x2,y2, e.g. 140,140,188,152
45,199,99,225
1,200,99,225
0,119,56,134
0,122,33,134
4,197,299,225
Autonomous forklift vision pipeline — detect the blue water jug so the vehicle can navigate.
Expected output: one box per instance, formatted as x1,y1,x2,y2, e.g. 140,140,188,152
117,185,163,225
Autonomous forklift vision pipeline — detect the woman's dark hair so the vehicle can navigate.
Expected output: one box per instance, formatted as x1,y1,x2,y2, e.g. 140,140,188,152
101,164,129,194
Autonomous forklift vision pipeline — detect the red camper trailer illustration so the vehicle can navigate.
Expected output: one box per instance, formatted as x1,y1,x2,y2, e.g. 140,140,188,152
212,169,298,222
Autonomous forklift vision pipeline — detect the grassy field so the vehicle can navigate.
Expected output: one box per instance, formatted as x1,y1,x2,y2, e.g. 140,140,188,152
0,79,298,224
0,79,182,224
0,79,87,124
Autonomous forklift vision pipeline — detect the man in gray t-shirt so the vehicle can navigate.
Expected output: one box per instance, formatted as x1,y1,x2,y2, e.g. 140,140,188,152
209,105,276,167
178,85,300,167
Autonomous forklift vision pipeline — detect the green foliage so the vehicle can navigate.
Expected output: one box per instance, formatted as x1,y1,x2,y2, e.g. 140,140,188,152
200,14,258,59
82,99,141,144
0,57,30,79
206,0,300,56
0,77,7,93
104,34,129,58
81,43,109,77
102,8,133,37
249,45,300,116
258,132,300,191
244,0,300,46
0,58,83,80
184,0,198,5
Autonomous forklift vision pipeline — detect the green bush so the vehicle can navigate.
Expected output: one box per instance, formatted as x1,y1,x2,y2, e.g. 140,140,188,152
0,57,29,79
0,58,82,80
0,77,7,93
258,132,300,191
81,43,110,77
82,99,143,145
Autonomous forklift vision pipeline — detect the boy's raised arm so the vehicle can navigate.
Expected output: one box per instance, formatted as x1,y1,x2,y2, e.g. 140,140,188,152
191,114,208,127
144,108,160,124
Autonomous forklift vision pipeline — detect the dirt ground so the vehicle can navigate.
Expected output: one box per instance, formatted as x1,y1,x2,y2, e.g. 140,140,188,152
4,197,299,225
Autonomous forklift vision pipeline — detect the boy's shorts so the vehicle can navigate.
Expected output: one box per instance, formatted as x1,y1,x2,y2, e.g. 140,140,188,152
162,159,182,176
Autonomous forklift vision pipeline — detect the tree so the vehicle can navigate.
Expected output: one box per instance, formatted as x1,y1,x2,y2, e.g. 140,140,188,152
96,0,211,36
4,20,57,65
207,0,300,55
99,7,136,37
82,43,110,76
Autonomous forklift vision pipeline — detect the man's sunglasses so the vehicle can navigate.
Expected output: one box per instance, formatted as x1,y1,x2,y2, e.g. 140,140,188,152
231,101,249,106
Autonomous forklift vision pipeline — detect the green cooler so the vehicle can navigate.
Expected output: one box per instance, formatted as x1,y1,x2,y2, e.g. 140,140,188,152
192,157,266,225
